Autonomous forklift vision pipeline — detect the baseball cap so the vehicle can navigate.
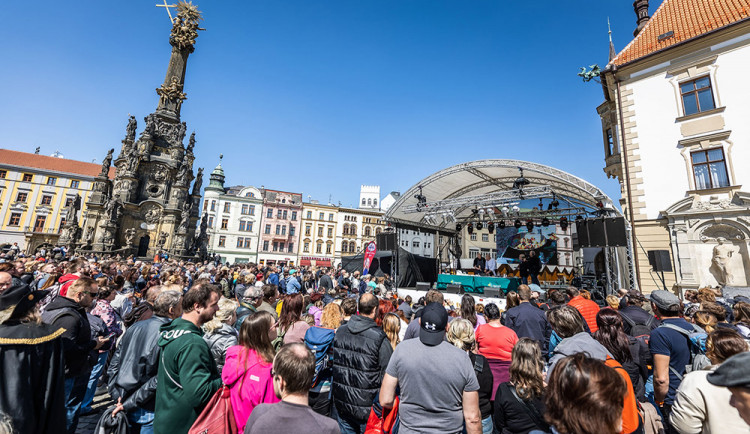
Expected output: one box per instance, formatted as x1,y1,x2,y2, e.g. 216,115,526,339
627,289,646,302
707,352,750,388
419,302,448,346
650,290,681,311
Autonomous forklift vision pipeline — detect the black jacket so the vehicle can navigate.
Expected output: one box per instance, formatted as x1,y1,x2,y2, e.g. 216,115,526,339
108,315,172,412
619,305,660,335
0,322,66,434
332,315,393,421
41,296,96,377
493,382,548,434
470,353,494,420
504,302,552,355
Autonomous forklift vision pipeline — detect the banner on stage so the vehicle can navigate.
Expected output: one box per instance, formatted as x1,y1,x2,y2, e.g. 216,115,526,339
363,241,377,275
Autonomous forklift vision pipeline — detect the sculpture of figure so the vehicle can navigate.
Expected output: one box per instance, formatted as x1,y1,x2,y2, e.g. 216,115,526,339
104,197,120,222
191,167,203,196
176,157,189,184
712,237,736,285
178,121,187,144
187,131,196,154
179,203,191,232
84,227,94,245
125,228,136,247
127,151,139,173
125,115,137,141
65,194,81,223
158,231,169,247
101,148,114,176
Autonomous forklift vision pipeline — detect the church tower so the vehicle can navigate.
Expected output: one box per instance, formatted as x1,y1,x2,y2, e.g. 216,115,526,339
82,2,205,258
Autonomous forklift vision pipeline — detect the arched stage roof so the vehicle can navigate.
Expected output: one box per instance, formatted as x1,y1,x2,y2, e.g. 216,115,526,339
384,159,622,232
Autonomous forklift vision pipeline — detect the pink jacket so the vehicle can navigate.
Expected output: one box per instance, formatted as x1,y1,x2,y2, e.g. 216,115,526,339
221,345,279,431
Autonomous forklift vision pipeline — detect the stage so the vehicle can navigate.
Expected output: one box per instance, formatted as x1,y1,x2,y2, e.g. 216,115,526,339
436,274,522,294
397,287,508,310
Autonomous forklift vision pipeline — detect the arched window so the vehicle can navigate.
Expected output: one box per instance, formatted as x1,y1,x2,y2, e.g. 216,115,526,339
350,224,357,235
341,241,348,253
316,240,323,254
343,223,349,235
361,198,366,205
375,227,382,235
367,198,372,206
350,242,357,252
374,198,378,205
364,226,371,237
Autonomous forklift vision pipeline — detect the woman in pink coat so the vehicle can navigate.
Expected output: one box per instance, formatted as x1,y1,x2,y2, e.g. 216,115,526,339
222,311,280,431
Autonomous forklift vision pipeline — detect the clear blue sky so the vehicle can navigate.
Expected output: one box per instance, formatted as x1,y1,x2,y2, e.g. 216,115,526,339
0,1,654,208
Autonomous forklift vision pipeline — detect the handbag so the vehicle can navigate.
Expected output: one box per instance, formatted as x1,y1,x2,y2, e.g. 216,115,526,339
364,396,399,434
188,385,238,434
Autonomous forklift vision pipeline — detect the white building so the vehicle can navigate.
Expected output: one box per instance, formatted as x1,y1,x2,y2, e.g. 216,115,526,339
380,191,401,212
335,206,385,262
598,0,750,292
359,185,381,210
397,226,435,258
201,161,263,264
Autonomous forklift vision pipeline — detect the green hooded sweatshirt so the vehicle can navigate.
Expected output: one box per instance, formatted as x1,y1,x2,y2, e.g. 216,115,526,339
153,318,222,434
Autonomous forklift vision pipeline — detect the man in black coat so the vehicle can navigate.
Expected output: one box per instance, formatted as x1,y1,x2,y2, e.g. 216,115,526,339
0,282,66,434
108,289,183,433
332,293,393,433
42,277,108,434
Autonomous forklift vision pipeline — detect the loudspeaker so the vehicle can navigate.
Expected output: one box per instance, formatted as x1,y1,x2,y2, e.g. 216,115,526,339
588,218,606,247
605,217,627,247
576,220,589,247
376,232,397,251
445,284,461,294
483,287,501,298
416,282,431,291
647,250,673,272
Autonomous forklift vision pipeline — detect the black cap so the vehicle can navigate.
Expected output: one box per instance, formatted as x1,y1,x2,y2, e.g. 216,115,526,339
707,352,750,389
0,282,48,324
419,302,448,346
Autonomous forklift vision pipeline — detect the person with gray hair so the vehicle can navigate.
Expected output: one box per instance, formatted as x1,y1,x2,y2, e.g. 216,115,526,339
107,290,183,433
235,285,263,332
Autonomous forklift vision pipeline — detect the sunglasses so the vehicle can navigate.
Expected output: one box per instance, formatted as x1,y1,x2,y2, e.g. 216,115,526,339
84,291,99,296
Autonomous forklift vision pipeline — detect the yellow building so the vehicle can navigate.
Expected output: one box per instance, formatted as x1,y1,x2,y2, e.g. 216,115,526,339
0,149,115,252
299,201,339,267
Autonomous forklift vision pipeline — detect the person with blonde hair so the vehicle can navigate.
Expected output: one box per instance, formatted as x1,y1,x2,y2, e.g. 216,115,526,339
203,297,238,370
320,303,344,329
382,312,401,350
606,294,621,310
493,337,548,433
446,318,494,434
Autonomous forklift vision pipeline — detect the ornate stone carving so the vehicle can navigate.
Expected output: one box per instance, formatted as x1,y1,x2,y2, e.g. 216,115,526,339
143,204,163,224
178,203,191,233
176,156,190,185
158,231,169,248
64,194,81,225
125,115,137,142
100,148,114,176
169,2,204,51
695,197,734,211
103,197,122,222
152,165,169,183
191,167,203,196
156,77,187,114
83,227,94,245
712,238,738,286
187,131,195,154
125,228,136,247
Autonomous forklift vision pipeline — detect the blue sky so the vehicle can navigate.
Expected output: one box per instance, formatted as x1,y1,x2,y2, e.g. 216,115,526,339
0,1,654,208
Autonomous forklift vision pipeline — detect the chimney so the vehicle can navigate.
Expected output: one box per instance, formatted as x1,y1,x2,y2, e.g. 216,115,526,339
633,0,650,36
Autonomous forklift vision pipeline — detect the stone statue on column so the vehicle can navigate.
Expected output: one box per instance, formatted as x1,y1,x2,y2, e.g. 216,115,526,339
100,148,114,176
191,167,203,196
125,115,137,142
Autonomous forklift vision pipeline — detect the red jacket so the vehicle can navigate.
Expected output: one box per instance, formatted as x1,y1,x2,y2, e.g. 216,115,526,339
568,295,600,333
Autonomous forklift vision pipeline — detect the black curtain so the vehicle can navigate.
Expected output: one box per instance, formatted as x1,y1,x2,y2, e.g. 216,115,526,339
340,248,438,288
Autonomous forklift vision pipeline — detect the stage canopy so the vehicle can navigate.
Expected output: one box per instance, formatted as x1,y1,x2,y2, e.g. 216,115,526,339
384,159,624,232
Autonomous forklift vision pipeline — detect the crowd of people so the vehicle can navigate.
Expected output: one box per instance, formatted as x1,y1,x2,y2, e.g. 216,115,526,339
0,252,750,434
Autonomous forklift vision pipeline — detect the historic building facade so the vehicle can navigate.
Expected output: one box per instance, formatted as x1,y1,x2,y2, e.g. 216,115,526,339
257,189,302,267
82,3,205,258
335,207,386,263
299,202,338,267
0,149,114,251
597,0,750,293
201,160,264,264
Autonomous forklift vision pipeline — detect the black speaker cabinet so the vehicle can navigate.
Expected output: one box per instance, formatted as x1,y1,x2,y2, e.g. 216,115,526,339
376,232,397,251
588,218,607,247
605,217,627,247
647,250,673,272
416,282,431,291
575,220,590,247
445,284,462,294
483,287,501,298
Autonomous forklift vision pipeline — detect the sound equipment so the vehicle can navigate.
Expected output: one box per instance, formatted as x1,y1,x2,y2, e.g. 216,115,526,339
647,250,673,272
445,284,461,294
483,287,501,298
416,282,431,292
574,217,628,248
376,232,397,251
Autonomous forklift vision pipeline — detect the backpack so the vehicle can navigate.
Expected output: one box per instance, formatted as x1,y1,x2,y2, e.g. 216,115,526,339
278,277,287,294
658,323,710,379
272,326,288,353
304,327,336,388
620,311,655,344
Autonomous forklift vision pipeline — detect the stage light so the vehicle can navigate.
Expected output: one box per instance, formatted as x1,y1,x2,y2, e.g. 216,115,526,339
476,222,483,230
456,223,462,231
538,199,544,209
512,205,520,214
596,201,604,209
560,216,568,231
488,222,495,233
467,223,474,234
541,217,550,227
501,206,509,215
576,215,583,221
514,219,522,229
512,167,530,190
498,220,506,229
526,220,534,231
551,193,560,209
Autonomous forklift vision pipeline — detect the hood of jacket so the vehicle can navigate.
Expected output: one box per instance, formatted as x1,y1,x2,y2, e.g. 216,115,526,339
346,314,377,334
553,332,611,361
45,293,84,314
207,323,238,338
158,317,203,349
222,345,271,385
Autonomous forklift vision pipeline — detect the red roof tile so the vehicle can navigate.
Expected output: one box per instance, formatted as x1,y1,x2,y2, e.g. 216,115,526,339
0,149,116,179
612,0,750,66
